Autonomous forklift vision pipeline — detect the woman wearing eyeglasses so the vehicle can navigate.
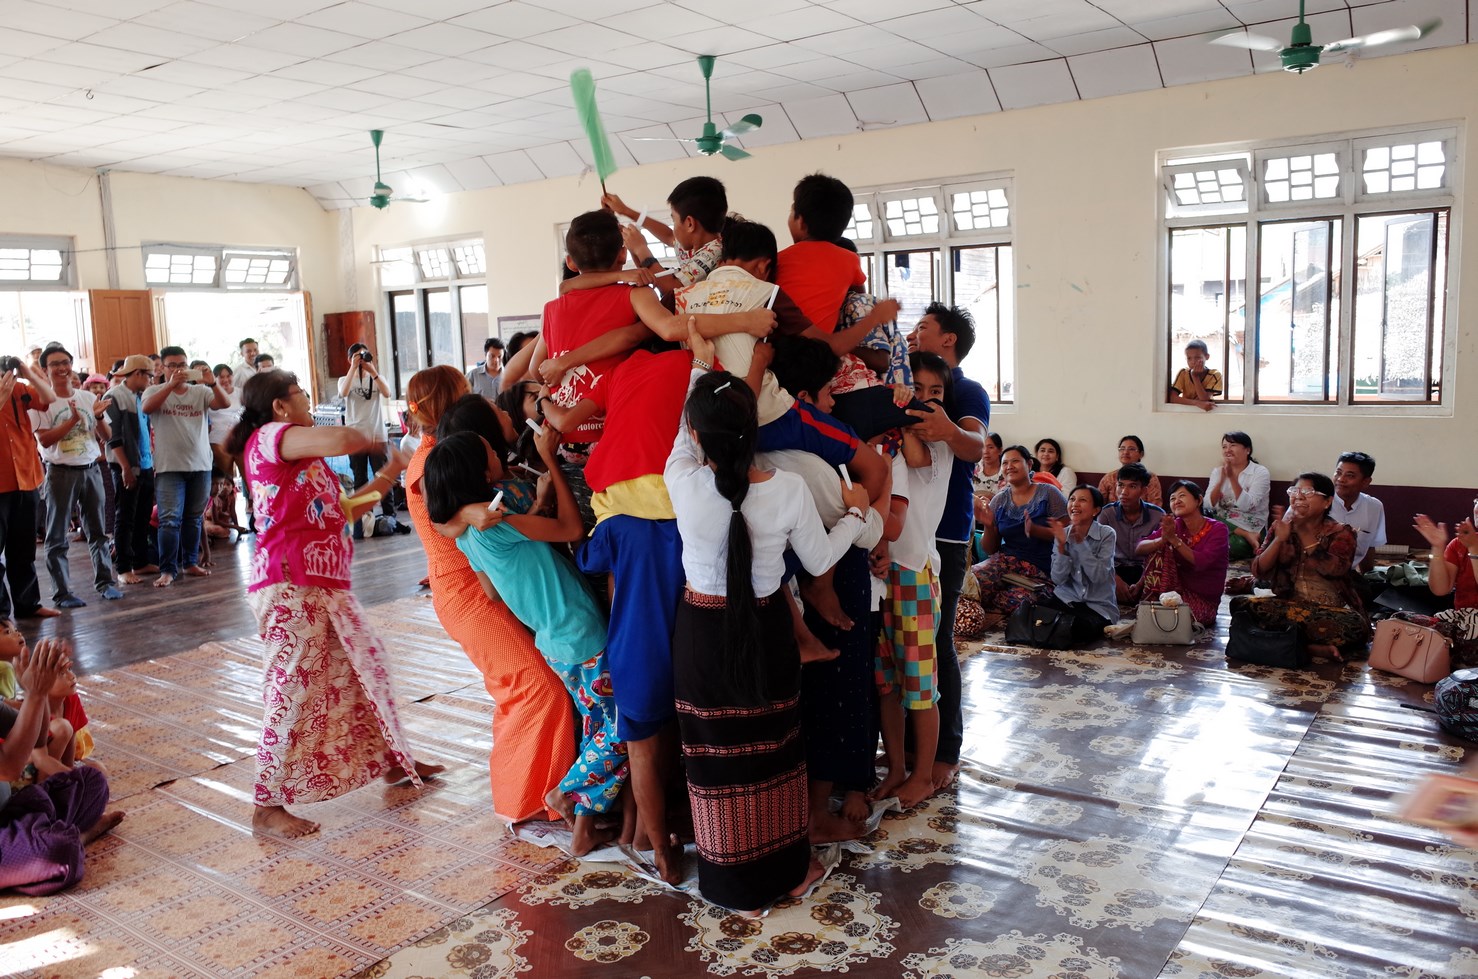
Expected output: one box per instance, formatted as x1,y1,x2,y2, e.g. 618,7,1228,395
1234,471,1370,660
228,370,444,839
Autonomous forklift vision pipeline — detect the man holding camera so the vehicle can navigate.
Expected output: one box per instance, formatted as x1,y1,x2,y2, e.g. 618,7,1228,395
338,343,407,536
142,346,230,587
0,352,60,620
29,344,122,608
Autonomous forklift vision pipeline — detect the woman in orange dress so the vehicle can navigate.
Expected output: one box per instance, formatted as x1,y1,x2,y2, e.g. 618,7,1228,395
403,366,575,823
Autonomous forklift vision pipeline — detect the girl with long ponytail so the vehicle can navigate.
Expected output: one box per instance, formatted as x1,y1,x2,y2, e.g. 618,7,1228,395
663,320,873,916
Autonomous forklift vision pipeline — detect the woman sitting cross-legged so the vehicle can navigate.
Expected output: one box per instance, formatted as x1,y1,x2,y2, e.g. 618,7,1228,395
1232,472,1371,661
1130,479,1230,627
971,445,1069,615
1036,485,1119,644
1207,430,1270,561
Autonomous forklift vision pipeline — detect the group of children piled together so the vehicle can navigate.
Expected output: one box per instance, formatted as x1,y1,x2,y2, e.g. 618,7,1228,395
418,172,977,913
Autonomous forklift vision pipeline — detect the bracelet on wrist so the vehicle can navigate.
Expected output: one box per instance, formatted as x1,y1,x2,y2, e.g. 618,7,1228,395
692,358,713,372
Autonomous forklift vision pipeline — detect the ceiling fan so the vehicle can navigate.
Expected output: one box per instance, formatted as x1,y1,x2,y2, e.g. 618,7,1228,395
1211,2,1440,74
365,129,428,209
631,55,762,160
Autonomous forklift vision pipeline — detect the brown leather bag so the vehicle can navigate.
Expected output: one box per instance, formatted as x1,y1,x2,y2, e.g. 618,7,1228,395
1369,619,1451,684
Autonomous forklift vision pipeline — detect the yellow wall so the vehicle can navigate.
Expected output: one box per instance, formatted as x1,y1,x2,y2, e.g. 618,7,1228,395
0,160,340,307
352,43,1477,489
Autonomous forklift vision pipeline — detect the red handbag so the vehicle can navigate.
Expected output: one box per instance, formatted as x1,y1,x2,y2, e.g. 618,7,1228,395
1369,619,1451,684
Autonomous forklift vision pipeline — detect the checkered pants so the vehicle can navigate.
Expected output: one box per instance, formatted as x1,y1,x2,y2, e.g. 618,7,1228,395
876,563,941,709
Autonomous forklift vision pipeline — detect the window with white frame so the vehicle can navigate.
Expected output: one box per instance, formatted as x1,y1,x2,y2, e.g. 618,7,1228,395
844,177,1015,404
375,237,488,396
142,243,298,291
1161,127,1456,408
0,235,73,289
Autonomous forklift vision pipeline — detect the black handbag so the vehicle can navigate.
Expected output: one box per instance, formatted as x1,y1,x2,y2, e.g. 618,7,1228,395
1226,610,1308,668
1006,602,1076,650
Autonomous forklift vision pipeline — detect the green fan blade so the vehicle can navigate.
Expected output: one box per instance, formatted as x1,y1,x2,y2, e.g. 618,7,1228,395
719,143,751,162
570,68,617,183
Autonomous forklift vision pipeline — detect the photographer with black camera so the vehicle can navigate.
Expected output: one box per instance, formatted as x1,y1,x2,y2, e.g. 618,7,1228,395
337,344,406,536
0,350,60,619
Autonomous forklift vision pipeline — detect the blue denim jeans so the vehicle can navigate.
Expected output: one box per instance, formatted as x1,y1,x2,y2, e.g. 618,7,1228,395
155,469,209,577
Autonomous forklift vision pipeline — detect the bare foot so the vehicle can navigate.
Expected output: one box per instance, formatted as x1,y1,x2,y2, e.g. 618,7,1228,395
896,771,936,810
25,607,61,619
545,787,575,827
252,804,320,838
798,630,841,665
383,760,446,784
137,564,159,574
1308,642,1342,662
652,834,684,885
869,767,907,803
840,790,869,823
570,813,618,856
808,810,866,844
153,573,175,588
82,810,124,844
787,856,826,897
799,577,854,631
931,761,960,792
119,572,143,585
183,565,210,578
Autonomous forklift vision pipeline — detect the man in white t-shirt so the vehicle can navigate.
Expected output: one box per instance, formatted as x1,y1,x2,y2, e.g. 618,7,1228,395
29,344,121,607
338,343,407,535
1280,450,1387,572
143,346,230,587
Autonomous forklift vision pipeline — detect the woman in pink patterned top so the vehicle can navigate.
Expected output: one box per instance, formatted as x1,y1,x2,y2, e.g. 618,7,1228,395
227,370,443,839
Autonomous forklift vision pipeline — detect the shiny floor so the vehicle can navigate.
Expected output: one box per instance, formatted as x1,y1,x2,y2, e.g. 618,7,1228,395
2,540,1474,978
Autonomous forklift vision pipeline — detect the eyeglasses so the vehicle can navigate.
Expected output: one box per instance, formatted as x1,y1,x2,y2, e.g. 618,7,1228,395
1287,487,1329,499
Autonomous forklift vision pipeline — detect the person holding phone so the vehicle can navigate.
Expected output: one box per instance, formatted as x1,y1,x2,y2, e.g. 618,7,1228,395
338,343,406,536
27,345,120,608
141,346,230,587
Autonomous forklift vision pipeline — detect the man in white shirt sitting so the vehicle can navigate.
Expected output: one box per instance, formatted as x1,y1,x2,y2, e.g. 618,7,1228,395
1280,450,1386,573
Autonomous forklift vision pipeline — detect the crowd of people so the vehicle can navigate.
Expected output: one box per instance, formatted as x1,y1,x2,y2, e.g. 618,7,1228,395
4,171,1477,911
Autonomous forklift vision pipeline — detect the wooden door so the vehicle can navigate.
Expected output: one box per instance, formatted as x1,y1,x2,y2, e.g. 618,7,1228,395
89,290,156,372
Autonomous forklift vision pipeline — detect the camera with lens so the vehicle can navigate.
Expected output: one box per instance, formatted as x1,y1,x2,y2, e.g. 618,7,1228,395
0,355,21,373
360,352,373,364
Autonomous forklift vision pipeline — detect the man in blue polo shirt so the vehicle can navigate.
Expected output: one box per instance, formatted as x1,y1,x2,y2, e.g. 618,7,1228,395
907,302,988,791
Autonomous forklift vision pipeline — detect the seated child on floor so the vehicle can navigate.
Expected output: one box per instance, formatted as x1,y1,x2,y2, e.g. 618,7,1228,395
424,426,627,856
31,660,104,780
204,470,246,541
873,352,955,811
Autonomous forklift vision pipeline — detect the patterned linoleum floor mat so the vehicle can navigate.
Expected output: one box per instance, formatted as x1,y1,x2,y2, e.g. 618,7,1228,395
5,602,1476,978
1,597,557,979
356,624,1476,979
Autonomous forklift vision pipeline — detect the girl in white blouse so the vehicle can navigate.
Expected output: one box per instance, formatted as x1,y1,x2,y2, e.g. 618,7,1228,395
663,325,872,916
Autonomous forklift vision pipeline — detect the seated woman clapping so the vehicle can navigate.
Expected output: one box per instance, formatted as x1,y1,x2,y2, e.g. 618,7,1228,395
971,445,1068,615
1130,479,1229,627
1207,431,1269,561
1232,472,1370,661
1412,497,1478,668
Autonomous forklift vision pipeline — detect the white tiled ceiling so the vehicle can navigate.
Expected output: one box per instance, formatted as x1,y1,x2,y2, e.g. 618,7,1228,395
0,0,1469,209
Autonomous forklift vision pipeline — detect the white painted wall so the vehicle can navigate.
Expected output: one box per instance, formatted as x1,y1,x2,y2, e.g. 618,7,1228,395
351,43,1477,489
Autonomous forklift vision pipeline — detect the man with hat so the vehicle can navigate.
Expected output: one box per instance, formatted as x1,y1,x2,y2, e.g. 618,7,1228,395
105,355,159,584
